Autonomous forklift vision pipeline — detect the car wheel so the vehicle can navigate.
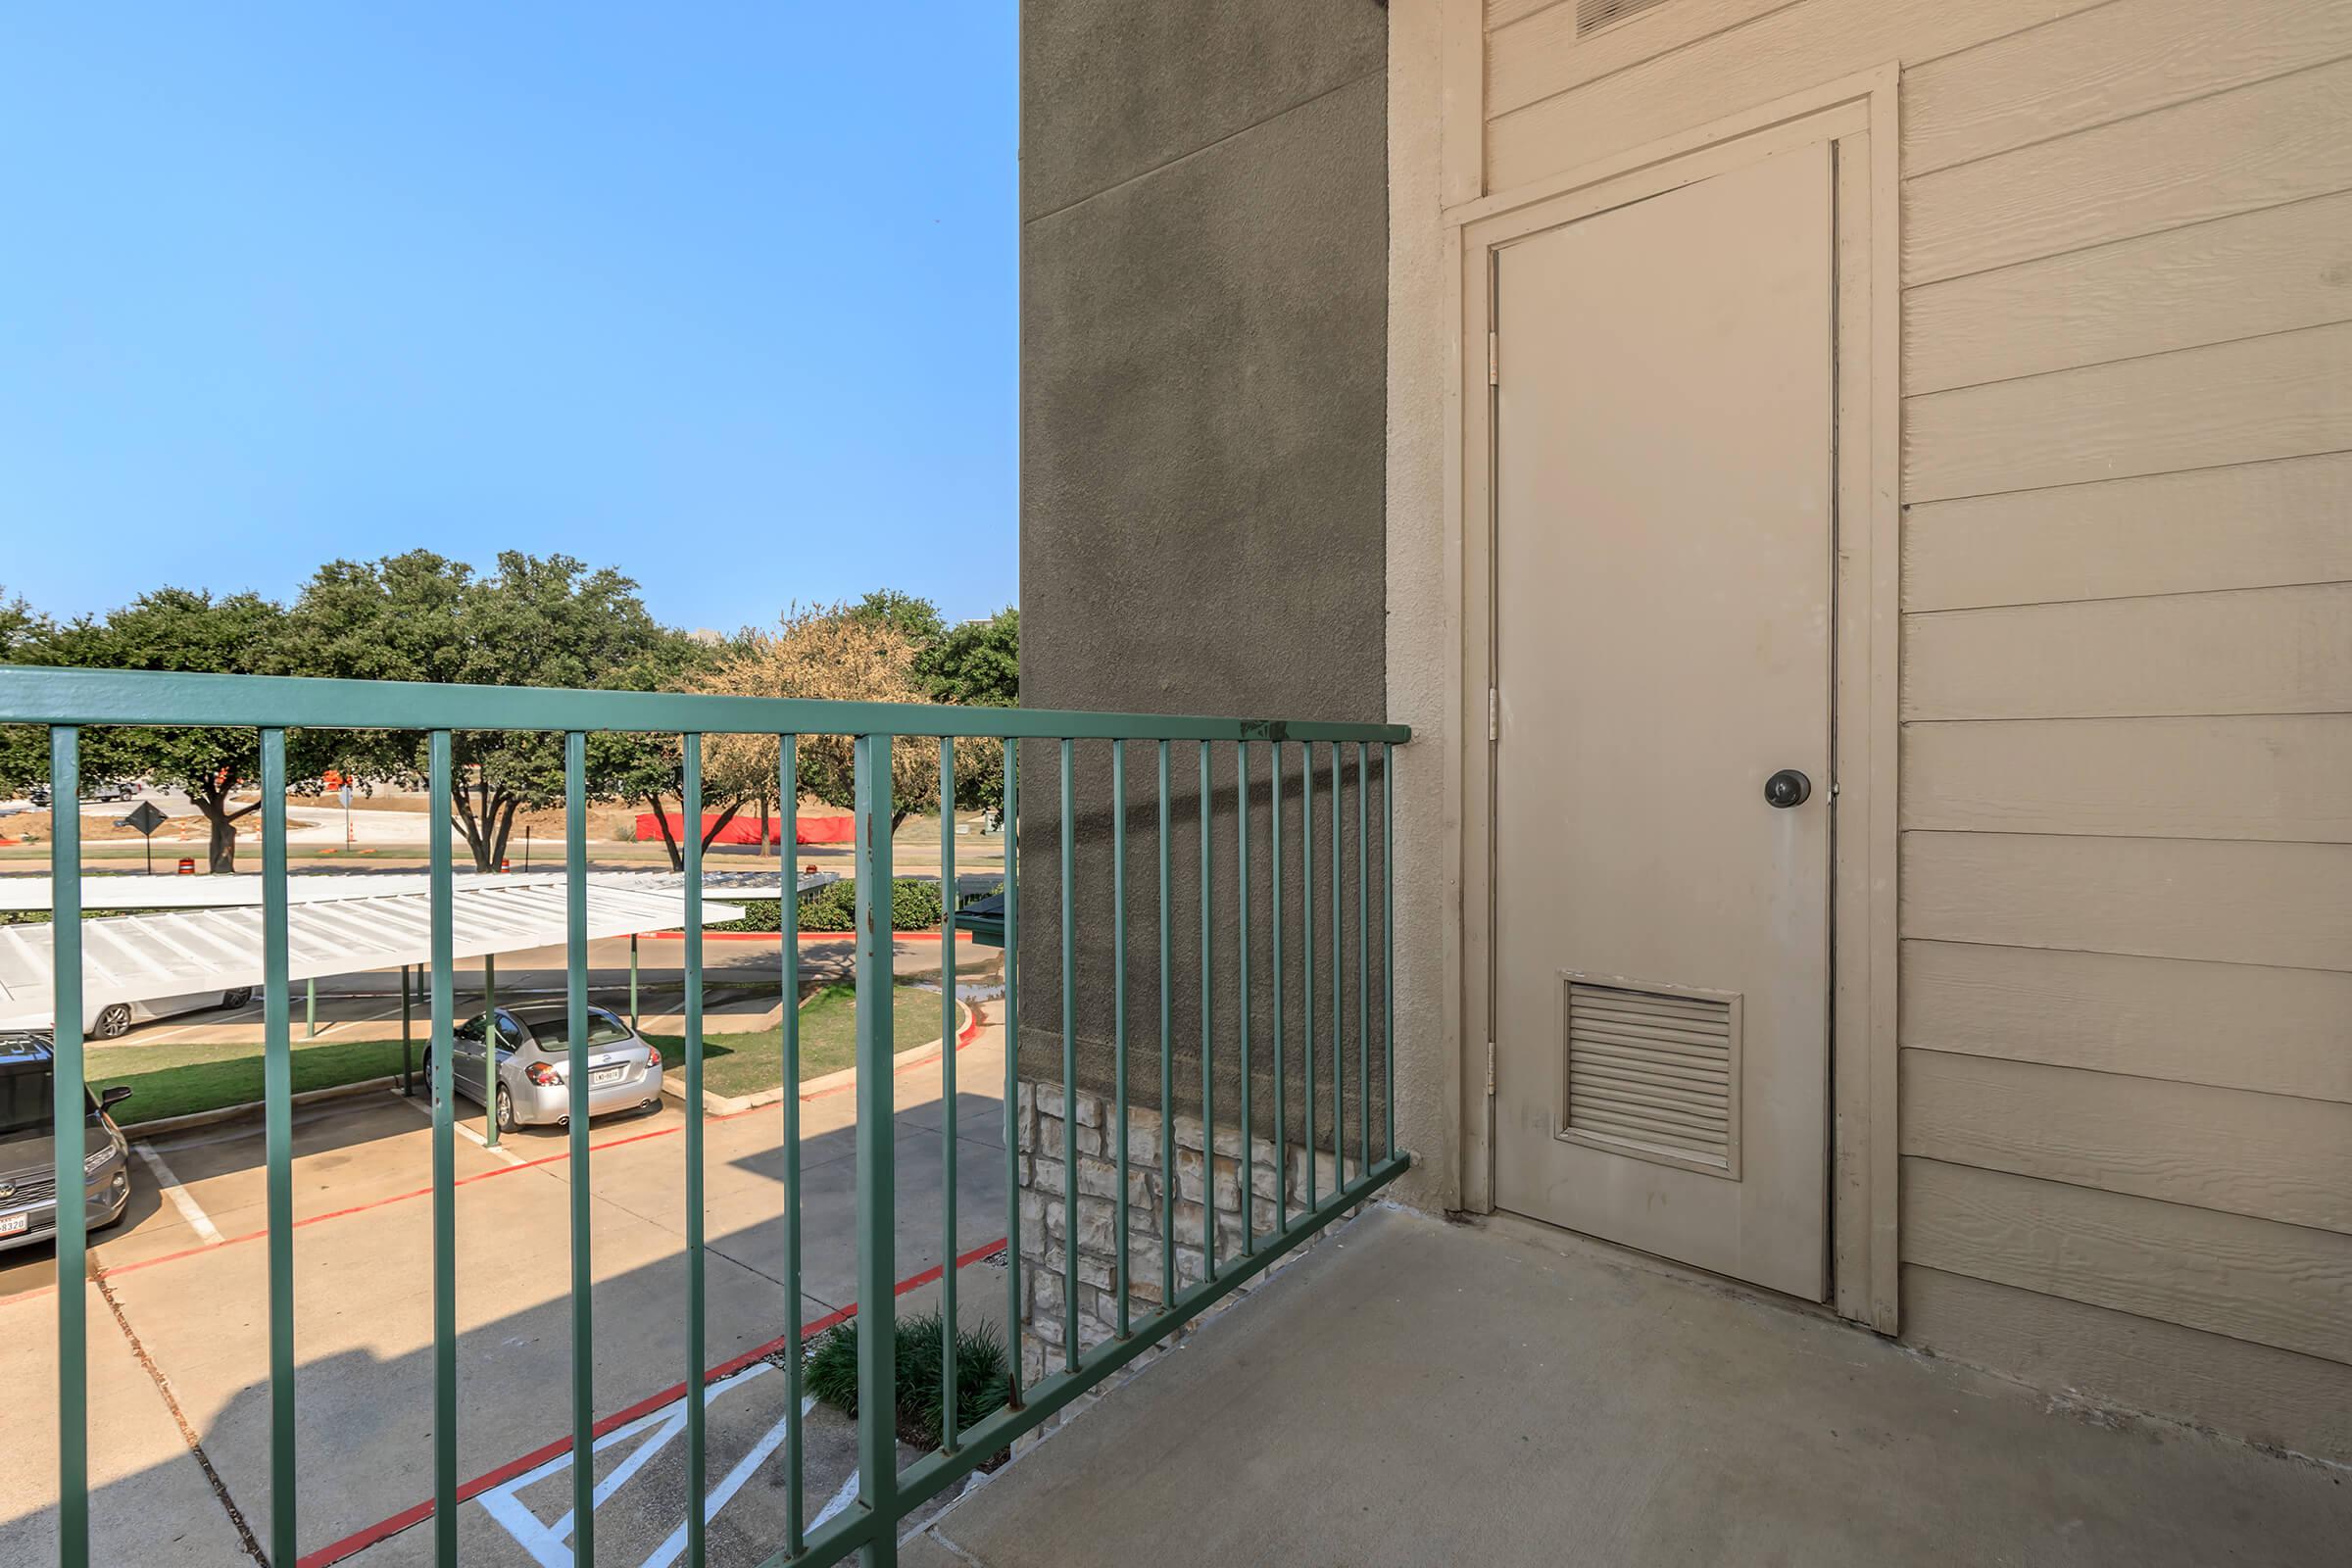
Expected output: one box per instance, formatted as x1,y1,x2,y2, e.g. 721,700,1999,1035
94,1004,133,1040
495,1083,516,1133
220,987,254,1009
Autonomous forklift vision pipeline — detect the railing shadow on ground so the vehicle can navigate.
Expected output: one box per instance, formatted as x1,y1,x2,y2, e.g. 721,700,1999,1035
2,1103,1009,1568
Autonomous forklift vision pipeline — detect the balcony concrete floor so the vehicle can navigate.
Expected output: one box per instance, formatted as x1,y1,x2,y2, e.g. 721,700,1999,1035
906,1204,2346,1567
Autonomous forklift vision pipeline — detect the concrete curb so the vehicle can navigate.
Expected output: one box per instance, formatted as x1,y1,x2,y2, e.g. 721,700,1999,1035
122,1073,408,1138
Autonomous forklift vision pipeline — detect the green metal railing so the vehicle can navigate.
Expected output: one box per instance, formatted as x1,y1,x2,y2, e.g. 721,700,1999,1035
6,664,1409,1568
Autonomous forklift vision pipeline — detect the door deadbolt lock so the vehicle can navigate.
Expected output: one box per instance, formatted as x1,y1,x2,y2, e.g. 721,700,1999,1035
1764,768,1811,808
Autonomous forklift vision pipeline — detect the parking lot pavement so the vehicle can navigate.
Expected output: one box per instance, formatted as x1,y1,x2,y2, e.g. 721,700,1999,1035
0,1016,1011,1568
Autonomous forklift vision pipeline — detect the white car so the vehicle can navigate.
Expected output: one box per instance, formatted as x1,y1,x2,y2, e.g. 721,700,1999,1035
85,986,254,1040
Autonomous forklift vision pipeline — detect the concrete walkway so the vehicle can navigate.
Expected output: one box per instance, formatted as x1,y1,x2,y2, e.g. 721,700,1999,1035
907,1205,2348,1568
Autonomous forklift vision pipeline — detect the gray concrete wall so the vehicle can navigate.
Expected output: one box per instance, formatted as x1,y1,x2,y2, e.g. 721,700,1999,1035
1018,1,1392,1143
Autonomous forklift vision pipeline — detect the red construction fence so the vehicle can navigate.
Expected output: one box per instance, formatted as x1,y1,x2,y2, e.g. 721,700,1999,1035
634,811,855,847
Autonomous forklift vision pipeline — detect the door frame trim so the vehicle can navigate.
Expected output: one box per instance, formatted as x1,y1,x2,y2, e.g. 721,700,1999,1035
1445,66,1901,1332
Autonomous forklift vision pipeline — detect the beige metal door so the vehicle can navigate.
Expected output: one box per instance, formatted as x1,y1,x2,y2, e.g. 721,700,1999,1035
1490,143,1835,1299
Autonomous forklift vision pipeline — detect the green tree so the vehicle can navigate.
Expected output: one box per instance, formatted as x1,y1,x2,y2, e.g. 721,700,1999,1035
0,589,326,872
586,638,773,872
284,550,694,871
698,604,939,831
0,586,50,661
915,607,1017,812
847,589,948,651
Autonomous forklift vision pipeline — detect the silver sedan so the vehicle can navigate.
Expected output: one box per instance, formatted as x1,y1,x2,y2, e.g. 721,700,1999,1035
426,1002,663,1134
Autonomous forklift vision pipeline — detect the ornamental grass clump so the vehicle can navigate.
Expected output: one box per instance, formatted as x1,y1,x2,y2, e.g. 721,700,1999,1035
803,1310,1010,1451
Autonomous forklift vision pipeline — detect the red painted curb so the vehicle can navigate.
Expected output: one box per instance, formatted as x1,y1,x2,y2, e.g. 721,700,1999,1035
298,1237,1008,1568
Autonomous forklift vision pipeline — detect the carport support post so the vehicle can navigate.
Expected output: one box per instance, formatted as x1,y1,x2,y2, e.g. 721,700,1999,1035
629,931,639,1031
483,954,499,1148
305,976,316,1038
401,963,415,1096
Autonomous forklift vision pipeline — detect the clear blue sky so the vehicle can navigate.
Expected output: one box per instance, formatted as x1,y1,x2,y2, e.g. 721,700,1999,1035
0,6,1016,635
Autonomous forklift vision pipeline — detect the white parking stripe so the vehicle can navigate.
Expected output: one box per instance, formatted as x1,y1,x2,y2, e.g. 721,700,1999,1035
391,1085,526,1166
132,1142,222,1246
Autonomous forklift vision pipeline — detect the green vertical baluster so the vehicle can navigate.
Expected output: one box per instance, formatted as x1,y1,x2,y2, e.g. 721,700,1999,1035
781,735,805,1549
1358,742,1371,1170
1110,738,1130,1338
1271,742,1286,1232
261,729,296,1566
1302,744,1316,1213
939,737,958,1447
1330,742,1344,1194
429,730,458,1567
1156,741,1174,1307
1384,744,1396,1159
1001,739,1021,1410
564,731,595,1567
852,733,900,1564
683,736,708,1565
1198,740,1214,1280
1057,738,1078,1368
482,955,499,1149
49,727,86,1568
1236,742,1252,1253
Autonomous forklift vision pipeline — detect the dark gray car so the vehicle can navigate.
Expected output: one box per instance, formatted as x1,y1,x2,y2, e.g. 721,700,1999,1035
0,1033,133,1253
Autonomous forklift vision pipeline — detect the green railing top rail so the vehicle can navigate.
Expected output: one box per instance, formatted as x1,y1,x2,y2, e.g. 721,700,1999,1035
0,664,1411,744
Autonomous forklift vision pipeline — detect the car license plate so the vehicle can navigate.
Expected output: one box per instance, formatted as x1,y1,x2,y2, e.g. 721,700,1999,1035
590,1065,626,1087
0,1213,25,1237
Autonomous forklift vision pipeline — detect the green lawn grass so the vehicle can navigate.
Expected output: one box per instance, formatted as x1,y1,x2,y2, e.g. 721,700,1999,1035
88,1037,414,1126
66,980,956,1124
649,981,955,1102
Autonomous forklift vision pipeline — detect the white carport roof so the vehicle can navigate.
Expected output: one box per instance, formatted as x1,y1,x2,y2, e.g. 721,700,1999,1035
0,867,830,912
0,882,748,1029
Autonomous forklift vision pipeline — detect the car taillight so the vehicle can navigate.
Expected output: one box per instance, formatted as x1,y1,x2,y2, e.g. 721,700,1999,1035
645,1047,661,1071
525,1062,564,1087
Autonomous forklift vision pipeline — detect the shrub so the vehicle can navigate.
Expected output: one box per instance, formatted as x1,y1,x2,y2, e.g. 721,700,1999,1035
803,1310,1009,1450
707,878,945,934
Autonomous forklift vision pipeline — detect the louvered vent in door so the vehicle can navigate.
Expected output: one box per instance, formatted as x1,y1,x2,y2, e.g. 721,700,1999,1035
1560,978,1740,1179
1579,0,1672,35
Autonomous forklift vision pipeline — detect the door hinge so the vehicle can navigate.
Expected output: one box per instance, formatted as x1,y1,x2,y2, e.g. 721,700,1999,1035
1486,1041,1496,1097
1487,330,1499,386
1488,686,1499,743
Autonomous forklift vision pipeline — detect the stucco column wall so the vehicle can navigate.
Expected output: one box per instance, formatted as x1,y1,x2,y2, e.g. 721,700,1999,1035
1018,0,1394,1151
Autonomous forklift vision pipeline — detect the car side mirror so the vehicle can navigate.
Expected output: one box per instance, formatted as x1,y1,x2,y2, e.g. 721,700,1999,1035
99,1086,133,1109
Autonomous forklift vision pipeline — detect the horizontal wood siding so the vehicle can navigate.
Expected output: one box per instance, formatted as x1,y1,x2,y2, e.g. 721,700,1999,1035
1485,0,2108,192
1902,454,2352,612
1904,584,2352,721
1901,1158,2352,1364
1901,715,2352,842
1481,0,2352,1447
1901,1265,2352,1460
1905,58,2352,285
1899,942,2352,1103
1904,320,2352,503
1486,0,1792,116
1901,0,2352,176
1901,1050,2352,1232
1903,831,2352,971
1905,191,2352,394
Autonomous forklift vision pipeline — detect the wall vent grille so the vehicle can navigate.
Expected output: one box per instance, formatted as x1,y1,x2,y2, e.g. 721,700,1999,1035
1562,979,1739,1177
1579,0,1672,36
